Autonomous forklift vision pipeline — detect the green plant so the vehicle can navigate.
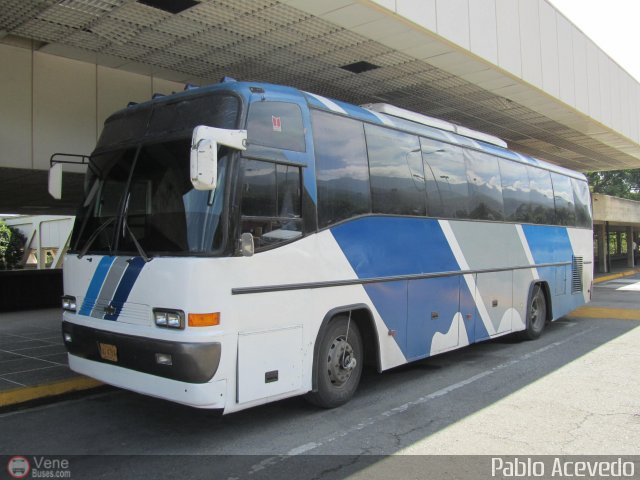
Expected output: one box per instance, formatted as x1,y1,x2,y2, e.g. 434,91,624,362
0,221,27,270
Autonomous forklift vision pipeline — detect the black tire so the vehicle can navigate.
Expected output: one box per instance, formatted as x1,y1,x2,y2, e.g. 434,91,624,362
305,316,363,409
520,284,547,340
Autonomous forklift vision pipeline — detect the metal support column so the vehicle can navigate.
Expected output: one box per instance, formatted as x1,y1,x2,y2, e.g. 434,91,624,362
628,226,636,268
597,223,608,273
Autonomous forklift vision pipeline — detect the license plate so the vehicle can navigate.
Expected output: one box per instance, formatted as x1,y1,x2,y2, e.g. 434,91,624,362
98,342,118,362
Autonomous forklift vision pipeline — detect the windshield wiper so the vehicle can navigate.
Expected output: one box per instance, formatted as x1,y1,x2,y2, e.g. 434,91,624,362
78,217,115,258
122,219,151,262
120,192,152,262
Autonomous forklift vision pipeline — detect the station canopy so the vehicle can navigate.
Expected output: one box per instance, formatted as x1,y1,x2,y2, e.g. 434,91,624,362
2,0,640,174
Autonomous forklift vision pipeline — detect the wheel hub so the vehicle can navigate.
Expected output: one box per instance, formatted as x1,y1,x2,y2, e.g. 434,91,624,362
327,336,357,386
531,297,541,327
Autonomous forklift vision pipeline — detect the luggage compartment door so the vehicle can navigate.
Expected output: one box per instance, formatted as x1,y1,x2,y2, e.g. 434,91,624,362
237,326,303,403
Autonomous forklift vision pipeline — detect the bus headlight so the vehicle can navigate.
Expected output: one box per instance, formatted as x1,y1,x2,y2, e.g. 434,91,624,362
153,309,185,329
62,295,77,312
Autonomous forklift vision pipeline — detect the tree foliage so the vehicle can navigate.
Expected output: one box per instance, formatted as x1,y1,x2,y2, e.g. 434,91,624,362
586,169,640,200
0,221,27,270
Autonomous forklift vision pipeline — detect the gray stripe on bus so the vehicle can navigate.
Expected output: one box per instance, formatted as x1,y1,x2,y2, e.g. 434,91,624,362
447,221,535,332
90,257,129,318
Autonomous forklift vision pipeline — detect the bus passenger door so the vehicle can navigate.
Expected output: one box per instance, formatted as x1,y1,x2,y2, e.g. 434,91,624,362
407,276,460,360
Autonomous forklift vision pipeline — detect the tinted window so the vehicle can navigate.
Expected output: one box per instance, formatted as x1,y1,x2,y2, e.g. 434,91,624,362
149,95,239,136
421,138,468,218
277,164,302,218
572,178,592,228
247,102,305,152
241,160,277,217
313,110,371,228
365,124,425,216
465,150,504,221
527,167,555,225
240,159,302,250
98,94,238,149
500,160,531,222
118,140,230,254
71,148,135,252
551,173,576,226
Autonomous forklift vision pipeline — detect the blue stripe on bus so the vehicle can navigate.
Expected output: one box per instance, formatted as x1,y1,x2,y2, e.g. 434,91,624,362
521,225,572,265
79,256,116,316
521,224,582,319
458,280,490,343
331,216,460,278
406,276,460,360
332,217,462,359
103,257,146,321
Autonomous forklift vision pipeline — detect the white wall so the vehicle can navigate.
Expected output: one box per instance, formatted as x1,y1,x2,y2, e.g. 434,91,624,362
0,43,185,172
0,45,31,169
364,0,640,146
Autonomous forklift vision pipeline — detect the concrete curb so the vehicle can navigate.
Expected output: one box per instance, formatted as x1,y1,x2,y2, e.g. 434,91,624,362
0,377,102,408
594,267,640,284
568,306,640,321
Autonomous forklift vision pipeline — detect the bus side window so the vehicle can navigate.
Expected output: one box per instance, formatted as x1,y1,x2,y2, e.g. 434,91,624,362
420,138,469,219
571,178,592,228
312,110,371,228
364,124,425,216
246,102,306,152
464,150,504,221
551,173,576,226
499,159,531,223
239,159,302,251
527,166,556,225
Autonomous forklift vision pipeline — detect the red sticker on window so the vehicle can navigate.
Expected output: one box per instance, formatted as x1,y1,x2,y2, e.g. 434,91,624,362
272,115,282,132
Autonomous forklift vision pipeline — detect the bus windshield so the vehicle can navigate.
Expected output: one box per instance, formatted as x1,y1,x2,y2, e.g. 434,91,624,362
70,92,240,258
71,139,230,257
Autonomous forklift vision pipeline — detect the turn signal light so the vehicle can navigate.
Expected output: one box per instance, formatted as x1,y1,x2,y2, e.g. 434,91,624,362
188,312,220,327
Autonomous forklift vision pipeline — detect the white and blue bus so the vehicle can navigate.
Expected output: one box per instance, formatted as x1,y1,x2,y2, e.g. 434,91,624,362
54,78,593,413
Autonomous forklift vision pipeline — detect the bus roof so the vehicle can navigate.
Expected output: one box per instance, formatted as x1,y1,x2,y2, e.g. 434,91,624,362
301,89,587,182
109,79,587,182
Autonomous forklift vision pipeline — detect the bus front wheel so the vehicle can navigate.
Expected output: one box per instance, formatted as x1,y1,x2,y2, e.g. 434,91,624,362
305,316,363,408
521,284,547,340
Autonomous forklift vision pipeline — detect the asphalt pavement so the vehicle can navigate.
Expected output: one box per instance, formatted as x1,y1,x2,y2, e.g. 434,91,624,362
0,274,639,479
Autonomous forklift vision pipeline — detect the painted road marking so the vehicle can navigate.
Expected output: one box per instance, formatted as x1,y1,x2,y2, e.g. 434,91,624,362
616,282,640,292
568,306,640,321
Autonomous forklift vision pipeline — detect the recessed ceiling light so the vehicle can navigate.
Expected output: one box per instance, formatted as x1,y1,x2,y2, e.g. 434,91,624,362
340,61,380,74
137,0,199,15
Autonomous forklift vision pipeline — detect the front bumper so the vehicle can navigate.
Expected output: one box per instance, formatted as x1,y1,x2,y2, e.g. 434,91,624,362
68,354,227,409
62,321,221,384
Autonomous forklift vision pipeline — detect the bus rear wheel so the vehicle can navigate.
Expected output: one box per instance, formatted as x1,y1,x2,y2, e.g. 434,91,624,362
520,284,547,340
305,316,363,409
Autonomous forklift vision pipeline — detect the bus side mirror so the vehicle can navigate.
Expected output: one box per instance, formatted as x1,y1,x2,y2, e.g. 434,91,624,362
48,162,63,199
48,154,90,199
190,126,247,191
